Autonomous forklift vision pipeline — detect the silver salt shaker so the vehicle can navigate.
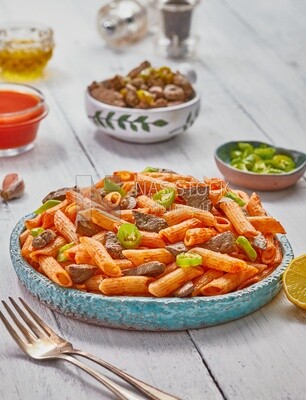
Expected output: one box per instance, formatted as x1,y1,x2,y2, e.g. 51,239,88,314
97,0,148,48
156,0,200,59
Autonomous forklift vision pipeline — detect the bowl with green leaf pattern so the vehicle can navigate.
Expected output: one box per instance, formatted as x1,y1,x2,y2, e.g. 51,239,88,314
85,90,200,144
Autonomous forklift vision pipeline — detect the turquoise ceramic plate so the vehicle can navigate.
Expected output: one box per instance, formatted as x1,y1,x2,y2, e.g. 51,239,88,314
10,213,294,331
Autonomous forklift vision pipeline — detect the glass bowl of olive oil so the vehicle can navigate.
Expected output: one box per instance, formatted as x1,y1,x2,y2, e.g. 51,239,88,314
0,23,54,81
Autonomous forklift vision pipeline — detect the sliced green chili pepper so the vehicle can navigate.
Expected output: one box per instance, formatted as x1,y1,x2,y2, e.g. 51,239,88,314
56,242,75,262
238,142,254,156
254,147,276,159
176,252,202,268
224,191,246,207
229,142,296,174
117,223,141,249
30,227,45,237
271,155,295,172
230,162,249,171
142,167,159,173
153,187,176,208
104,178,126,197
235,236,257,262
34,199,61,215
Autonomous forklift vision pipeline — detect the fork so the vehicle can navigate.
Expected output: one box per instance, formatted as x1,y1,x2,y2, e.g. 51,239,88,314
0,297,180,400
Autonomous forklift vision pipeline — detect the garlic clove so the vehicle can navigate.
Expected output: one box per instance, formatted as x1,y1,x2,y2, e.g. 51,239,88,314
1,173,25,201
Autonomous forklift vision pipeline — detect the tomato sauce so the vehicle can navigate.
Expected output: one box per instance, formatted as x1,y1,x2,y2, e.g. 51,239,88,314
0,89,47,150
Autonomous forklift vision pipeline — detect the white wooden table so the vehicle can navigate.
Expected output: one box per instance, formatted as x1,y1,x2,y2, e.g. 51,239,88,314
1,1,306,399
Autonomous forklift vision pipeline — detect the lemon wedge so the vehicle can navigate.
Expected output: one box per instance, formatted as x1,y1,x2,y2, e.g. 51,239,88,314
283,254,306,309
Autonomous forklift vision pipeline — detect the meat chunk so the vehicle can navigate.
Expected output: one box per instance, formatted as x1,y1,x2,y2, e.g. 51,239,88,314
75,209,101,237
104,231,125,259
32,229,57,249
133,211,168,232
157,168,178,174
125,90,139,107
173,73,195,100
252,233,267,250
199,232,237,254
120,196,137,210
180,186,212,211
65,264,99,283
128,60,151,78
90,86,126,107
42,187,75,203
165,242,188,257
122,261,166,277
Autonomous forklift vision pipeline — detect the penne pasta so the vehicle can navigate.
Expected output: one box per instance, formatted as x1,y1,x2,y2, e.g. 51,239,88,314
19,228,30,247
247,216,286,234
83,274,104,292
159,218,201,244
21,234,34,260
260,234,277,264
214,216,233,233
90,208,124,231
219,200,259,238
99,276,152,296
184,227,217,247
80,236,122,277
136,173,177,196
140,231,166,248
171,204,216,226
54,209,79,244
201,265,258,296
148,266,203,297
38,255,73,287
136,195,166,216
25,214,43,230
75,249,96,265
122,248,174,266
190,247,247,273
119,208,149,223
41,199,68,228
246,192,267,216
191,269,224,296
19,168,286,298
104,191,122,208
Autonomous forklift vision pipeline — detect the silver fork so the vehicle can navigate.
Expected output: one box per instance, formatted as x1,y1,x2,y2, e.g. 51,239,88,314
0,297,180,400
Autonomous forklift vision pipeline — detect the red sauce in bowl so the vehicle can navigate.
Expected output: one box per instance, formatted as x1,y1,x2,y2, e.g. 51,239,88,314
0,90,39,113
0,84,48,154
0,90,44,124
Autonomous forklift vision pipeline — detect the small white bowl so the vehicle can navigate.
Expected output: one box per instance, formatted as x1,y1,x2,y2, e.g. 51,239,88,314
85,90,201,144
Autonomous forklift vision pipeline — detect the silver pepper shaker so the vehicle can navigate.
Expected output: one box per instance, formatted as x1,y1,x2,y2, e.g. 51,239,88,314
97,0,148,48
156,0,200,59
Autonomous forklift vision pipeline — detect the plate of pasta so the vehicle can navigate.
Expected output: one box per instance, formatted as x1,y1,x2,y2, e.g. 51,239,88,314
10,169,294,330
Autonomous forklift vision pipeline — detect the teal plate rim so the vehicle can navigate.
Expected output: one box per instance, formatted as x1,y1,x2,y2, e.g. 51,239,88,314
10,213,294,331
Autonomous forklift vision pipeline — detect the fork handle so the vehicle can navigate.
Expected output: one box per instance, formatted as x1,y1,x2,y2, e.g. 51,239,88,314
58,354,143,400
68,349,181,400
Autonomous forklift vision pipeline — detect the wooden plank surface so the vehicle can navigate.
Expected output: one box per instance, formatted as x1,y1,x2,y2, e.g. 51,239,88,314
0,0,306,399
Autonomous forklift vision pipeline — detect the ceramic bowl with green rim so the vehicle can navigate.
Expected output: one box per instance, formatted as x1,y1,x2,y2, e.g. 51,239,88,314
214,141,306,191
10,213,293,331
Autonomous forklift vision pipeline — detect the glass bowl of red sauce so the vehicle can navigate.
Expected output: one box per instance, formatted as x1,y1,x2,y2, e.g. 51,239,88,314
0,82,48,156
